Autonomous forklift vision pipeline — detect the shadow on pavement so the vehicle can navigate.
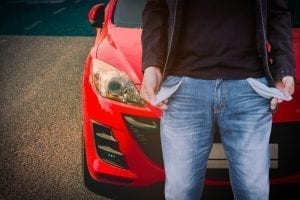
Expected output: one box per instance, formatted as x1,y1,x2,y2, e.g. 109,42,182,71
85,181,165,200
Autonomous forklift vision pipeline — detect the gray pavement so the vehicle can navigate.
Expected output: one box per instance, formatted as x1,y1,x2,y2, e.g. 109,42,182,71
0,35,109,200
0,1,152,199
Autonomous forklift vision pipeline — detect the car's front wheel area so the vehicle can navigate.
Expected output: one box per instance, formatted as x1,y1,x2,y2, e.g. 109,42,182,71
82,132,165,200
82,139,100,194
82,138,128,199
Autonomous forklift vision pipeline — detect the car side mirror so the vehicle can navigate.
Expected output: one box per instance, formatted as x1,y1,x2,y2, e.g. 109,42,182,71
88,4,106,28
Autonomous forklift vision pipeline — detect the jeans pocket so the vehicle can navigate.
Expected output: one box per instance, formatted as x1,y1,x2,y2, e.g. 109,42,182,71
152,76,183,106
161,76,184,88
246,77,292,101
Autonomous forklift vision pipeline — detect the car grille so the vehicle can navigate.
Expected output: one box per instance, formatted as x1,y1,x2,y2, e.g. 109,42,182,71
269,122,300,180
206,122,300,182
123,115,163,167
124,115,300,183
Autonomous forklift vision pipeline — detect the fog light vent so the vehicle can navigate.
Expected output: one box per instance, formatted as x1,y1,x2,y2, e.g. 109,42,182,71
92,122,128,168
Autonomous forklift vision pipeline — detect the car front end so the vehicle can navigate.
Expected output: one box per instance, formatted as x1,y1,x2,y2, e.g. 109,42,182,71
82,0,300,191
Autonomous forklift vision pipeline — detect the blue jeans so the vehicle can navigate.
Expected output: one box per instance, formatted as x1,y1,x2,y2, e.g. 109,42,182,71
160,76,272,200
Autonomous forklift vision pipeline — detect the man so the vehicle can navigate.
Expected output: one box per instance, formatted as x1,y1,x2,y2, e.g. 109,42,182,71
140,0,295,200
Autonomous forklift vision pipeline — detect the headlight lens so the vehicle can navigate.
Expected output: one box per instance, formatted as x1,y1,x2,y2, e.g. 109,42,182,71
90,59,144,106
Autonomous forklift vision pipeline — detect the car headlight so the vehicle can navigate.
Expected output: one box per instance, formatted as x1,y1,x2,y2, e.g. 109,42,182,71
90,59,145,106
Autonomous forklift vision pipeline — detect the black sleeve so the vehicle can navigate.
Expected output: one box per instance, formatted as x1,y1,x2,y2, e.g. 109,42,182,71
141,0,168,72
267,0,295,81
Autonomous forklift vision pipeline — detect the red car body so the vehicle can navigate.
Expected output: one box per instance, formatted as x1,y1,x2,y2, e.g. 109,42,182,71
82,0,300,189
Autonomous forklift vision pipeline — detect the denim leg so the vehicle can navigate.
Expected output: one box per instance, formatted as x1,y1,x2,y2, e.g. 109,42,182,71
160,77,215,200
217,78,272,200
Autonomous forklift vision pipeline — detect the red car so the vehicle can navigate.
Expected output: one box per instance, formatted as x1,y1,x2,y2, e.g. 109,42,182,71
82,0,300,195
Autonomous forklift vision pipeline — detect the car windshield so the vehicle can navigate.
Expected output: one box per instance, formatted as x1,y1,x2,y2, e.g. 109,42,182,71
113,0,146,28
112,0,299,28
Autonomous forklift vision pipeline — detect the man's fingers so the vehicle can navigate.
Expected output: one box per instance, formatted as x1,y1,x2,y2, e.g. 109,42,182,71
140,87,169,110
140,88,152,102
145,86,156,101
270,98,278,111
157,103,168,110
282,77,295,95
140,85,157,104
140,89,148,101
281,76,295,95
140,66,162,103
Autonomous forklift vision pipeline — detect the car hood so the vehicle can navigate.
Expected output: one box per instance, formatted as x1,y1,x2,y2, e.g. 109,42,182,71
92,26,143,85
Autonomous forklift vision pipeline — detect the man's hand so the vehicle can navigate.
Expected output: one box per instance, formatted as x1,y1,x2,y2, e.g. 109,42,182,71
271,76,295,110
140,66,168,110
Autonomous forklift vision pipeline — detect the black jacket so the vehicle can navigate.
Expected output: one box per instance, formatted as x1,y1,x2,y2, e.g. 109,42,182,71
142,0,295,86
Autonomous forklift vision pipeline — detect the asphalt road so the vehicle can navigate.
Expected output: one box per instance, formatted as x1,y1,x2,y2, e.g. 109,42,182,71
0,35,111,200
0,0,112,199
